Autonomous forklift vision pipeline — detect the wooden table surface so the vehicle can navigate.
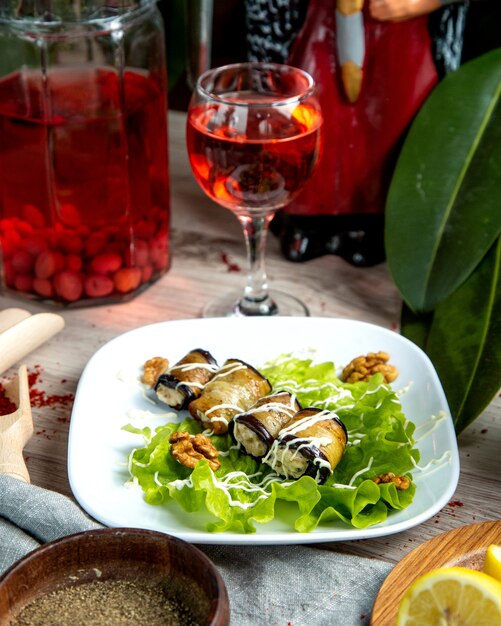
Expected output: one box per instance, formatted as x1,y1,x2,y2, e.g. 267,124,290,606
0,111,499,570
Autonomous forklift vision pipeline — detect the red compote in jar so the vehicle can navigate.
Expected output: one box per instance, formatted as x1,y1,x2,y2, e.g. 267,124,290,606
0,0,170,306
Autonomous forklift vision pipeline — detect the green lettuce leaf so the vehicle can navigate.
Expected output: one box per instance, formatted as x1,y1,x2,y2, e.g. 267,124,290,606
124,355,419,534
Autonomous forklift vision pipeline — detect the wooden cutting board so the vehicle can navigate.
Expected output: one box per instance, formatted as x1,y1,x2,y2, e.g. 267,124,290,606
371,520,501,625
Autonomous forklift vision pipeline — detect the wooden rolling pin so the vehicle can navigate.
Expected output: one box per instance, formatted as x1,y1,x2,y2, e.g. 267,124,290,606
0,310,64,482
0,308,32,334
0,311,65,375
0,365,33,482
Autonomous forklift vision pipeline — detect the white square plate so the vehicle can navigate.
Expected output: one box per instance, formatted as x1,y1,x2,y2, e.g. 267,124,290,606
68,317,460,545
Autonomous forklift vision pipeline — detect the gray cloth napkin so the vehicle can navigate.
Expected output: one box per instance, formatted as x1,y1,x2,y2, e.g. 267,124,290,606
0,475,393,625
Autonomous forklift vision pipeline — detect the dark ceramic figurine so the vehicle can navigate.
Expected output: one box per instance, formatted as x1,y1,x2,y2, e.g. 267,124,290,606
245,0,496,266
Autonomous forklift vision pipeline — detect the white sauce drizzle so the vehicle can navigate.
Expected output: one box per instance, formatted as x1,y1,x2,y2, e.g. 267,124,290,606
127,448,137,475
118,368,157,405
175,380,204,390
310,388,353,408
166,469,290,510
117,369,143,388
211,362,248,382
218,444,241,457
348,457,374,486
279,409,338,436
210,471,285,509
124,476,140,490
272,380,353,399
154,471,164,486
143,392,157,405
359,383,385,399
165,361,218,392
169,362,219,374
410,450,451,473
169,476,194,490
411,451,452,480
209,417,229,427
413,411,447,442
396,382,413,397
244,396,298,417
336,404,356,413
347,430,366,438
132,459,149,468
204,403,244,417
347,439,361,446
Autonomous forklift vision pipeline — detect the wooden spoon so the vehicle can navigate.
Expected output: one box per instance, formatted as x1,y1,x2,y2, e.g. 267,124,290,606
0,364,33,483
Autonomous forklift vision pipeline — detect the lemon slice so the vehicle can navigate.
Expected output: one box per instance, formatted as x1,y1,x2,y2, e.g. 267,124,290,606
396,566,501,626
484,544,501,583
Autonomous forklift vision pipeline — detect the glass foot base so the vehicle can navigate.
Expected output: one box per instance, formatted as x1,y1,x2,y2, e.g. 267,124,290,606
201,289,309,318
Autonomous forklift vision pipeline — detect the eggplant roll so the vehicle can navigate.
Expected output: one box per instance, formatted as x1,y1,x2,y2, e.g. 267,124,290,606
154,348,218,410
264,408,347,484
188,358,271,434
230,392,301,458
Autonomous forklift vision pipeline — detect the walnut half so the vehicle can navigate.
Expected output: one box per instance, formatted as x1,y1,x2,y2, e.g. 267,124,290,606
169,431,220,472
341,351,398,384
372,472,410,490
142,356,169,388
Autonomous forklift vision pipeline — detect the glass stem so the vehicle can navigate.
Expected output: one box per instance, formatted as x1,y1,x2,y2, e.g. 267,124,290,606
236,213,277,316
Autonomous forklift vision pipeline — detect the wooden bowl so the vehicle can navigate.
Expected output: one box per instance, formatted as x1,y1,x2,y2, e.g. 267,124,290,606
0,528,230,625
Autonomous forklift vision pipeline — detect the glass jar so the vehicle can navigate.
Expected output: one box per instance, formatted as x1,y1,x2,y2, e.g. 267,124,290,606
0,0,170,306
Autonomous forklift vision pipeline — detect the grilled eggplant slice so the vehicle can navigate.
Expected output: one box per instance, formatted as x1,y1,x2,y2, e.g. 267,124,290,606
154,348,218,410
188,358,271,434
230,392,301,458
264,408,347,484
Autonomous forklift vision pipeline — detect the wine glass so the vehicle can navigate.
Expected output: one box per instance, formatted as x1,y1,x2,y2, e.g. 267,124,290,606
186,62,322,317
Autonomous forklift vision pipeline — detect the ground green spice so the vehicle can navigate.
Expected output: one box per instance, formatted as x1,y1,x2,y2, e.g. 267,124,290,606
10,578,203,626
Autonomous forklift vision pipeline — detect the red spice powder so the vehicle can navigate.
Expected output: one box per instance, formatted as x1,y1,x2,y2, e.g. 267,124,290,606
28,365,74,409
448,500,464,508
0,383,17,415
220,251,241,272
0,365,74,417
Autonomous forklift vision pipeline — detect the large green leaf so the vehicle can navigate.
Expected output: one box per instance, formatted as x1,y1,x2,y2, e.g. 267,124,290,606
385,49,501,313
423,237,501,434
400,305,432,351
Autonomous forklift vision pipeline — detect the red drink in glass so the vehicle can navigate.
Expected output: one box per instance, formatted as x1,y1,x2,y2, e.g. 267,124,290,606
186,97,322,215
186,62,322,317
0,67,170,305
